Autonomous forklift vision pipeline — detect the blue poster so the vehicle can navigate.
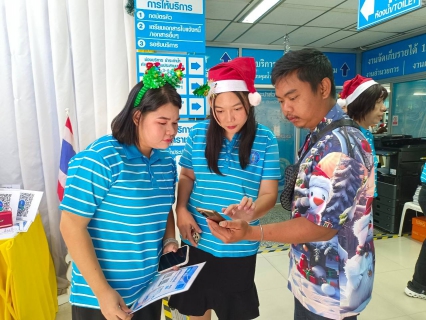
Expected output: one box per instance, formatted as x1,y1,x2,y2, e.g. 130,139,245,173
135,0,205,53
362,33,426,80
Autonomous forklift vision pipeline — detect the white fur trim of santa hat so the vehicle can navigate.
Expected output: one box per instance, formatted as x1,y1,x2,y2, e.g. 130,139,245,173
345,80,377,105
209,80,262,106
309,175,332,194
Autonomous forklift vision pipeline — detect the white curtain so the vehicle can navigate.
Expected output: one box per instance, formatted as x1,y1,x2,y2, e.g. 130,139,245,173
0,0,136,289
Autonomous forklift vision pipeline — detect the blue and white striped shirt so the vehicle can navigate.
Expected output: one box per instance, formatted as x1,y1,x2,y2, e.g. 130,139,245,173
59,134,176,309
180,121,281,257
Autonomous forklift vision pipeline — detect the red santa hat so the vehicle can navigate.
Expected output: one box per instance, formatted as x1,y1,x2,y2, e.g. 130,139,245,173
337,75,377,108
207,57,262,106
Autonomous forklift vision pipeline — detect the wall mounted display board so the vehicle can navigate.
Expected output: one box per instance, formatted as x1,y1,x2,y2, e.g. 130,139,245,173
362,33,426,80
135,0,205,53
205,47,239,76
358,0,422,31
136,53,206,118
242,49,356,86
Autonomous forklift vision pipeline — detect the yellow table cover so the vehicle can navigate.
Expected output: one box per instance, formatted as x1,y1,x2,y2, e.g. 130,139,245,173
0,214,58,319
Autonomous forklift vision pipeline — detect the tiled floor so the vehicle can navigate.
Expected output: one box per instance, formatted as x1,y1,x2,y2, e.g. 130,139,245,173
56,236,426,320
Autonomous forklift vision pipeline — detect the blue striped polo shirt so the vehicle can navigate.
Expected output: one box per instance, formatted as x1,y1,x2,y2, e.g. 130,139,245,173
421,164,426,183
360,127,378,197
179,121,281,257
59,134,176,309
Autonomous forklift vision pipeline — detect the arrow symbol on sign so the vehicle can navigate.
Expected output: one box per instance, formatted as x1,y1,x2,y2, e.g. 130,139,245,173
191,82,202,90
191,102,202,111
191,62,201,70
361,0,374,21
220,52,231,62
341,63,350,77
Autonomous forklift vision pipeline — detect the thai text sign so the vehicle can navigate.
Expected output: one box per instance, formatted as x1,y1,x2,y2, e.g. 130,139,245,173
358,0,422,30
135,0,205,53
362,33,426,80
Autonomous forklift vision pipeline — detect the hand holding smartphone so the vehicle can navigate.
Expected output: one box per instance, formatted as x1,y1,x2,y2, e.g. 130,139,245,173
158,245,189,274
196,207,226,223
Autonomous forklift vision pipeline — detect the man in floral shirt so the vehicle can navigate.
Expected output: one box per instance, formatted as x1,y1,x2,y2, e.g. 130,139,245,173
207,49,375,320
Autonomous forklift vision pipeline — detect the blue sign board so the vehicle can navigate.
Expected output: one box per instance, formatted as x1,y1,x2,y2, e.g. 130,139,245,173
242,48,356,86
362,33,426,80
135,0,205,53
323,52,356,87
241,48,283,85
136,53,206,118
358,0,422,30
205,47,239,76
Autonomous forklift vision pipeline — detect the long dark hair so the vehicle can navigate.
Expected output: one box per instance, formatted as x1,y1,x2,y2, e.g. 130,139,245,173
111,82,182,145
205,91,256,175
346,84,388,122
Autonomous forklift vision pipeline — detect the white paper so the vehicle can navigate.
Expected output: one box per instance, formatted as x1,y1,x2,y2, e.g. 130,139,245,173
0,189,21,224
130,262,205,314
0,225,20,240
0,184,21,189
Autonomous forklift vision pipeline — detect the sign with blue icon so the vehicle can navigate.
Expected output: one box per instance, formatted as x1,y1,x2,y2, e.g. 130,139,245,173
323,52,356,87
205,47,239,76
136,53,206,118
357,0,422,30
242,49,356,87
169,121,198,174
362,33,426,80
135,0,205,53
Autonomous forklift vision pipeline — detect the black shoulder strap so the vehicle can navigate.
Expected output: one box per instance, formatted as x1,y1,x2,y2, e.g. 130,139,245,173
297,118,361,164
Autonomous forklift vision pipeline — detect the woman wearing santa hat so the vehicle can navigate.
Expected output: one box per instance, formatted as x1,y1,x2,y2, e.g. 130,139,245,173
337,74,388,198
168,57,281,319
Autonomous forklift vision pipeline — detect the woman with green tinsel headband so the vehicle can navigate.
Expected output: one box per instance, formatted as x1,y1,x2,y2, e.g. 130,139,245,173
60,62,184,320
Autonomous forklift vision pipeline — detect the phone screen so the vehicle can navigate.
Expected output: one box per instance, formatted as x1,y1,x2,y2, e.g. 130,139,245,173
158,246,189,273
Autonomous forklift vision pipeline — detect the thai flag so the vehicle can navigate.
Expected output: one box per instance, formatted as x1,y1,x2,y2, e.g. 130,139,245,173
57,117,76,202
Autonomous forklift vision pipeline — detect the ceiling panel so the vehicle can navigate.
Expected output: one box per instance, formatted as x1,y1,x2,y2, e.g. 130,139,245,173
284,0,344,6
234,24,299,45
260,4,326,25
326,31,398,49
214,22,250,43
206,20,230,41
205,0,249,21
306,10,358,28
409,6,426,17
309,30,357,47
335,0,359,10
368,15,426,33
278,27,340,46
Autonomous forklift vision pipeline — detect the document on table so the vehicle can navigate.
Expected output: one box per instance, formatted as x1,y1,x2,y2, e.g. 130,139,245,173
130,262,205,314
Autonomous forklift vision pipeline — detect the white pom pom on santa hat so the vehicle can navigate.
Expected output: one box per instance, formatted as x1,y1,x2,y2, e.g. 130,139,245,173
337,98,346,108
207,57,262,106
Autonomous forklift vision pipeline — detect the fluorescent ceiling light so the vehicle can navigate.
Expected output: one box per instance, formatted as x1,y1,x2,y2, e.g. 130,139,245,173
413,92,426,95
242,0,281,24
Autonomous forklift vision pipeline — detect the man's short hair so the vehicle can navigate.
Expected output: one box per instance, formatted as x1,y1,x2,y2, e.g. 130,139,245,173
271,48,336,98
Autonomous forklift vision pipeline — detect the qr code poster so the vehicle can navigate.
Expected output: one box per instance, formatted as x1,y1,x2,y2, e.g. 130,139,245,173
0,190,20,224
16,190,43,223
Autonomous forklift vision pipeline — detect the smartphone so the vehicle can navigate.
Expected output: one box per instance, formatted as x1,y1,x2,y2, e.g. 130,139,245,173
158,245,189,273
196,207,226,223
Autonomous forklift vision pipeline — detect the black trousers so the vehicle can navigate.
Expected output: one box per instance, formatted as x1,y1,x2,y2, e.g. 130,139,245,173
71,299,162,320
412,185,426,289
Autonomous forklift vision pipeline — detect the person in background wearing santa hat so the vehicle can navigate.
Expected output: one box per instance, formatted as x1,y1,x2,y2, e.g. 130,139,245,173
207,49,375,320
337,74,388,201
405,163,426,299
168,57,281,320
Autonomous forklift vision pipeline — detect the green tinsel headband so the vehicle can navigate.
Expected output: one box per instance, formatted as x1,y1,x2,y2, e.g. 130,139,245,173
134,62,185,107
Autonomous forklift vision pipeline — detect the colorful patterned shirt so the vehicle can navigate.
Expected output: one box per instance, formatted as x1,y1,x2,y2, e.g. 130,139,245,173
288,105,375,319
